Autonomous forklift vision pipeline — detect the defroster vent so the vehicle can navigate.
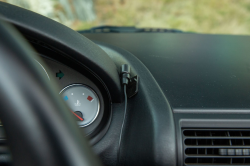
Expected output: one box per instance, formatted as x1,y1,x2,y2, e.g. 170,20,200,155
183,129,250,165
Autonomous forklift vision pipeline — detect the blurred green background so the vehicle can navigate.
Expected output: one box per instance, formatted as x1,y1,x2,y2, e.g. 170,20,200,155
1,0,250,35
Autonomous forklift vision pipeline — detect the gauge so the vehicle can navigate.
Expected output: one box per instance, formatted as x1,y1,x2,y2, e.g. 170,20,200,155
60,84,100,127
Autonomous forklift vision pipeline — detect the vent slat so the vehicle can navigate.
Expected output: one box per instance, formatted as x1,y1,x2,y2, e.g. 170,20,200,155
185,165,249,166
242,131,246,165
185,146,250,148
186,155,250,158
210,131,215,164
0,139,7,143
0,146,9,154
185,165,248,166
183,129,250,165
184,137,250,139
185,139,250,146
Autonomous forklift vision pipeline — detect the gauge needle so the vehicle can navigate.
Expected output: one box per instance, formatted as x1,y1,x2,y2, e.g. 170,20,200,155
71,110,83,121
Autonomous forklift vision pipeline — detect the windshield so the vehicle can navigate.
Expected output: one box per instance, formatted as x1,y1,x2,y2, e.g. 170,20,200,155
1,0,250,35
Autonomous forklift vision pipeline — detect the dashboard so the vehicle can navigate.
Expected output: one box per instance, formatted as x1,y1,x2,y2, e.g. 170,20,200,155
1,2,250,166
82,33,250,166
85,33,250,109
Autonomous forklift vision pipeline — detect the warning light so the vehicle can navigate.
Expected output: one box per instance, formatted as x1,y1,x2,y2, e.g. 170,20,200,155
56,70,64,80
64,96,68,101
87,96,93,101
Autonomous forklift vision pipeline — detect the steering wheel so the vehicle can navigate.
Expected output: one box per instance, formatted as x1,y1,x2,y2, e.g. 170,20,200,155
0,19,102,166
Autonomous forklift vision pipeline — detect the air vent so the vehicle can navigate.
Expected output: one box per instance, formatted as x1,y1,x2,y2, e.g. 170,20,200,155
0,139,10,166
0,128,10,166
183,129,250,165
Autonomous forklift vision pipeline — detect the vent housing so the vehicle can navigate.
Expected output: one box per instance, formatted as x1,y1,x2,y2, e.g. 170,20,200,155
183,129,250,165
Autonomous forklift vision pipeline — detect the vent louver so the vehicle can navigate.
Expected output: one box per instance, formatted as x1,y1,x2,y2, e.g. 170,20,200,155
0,139,10,166
183,129,250,165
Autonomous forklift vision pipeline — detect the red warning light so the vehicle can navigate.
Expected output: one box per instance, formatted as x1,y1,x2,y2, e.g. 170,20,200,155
87,96,93,101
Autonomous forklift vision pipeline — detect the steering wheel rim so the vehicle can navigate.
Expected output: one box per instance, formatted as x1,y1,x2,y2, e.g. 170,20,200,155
0,19,101,166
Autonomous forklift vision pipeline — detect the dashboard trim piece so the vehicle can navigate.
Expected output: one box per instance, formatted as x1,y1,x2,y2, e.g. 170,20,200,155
174,109,250,114
180,119,250,128
35,60,51,80
93,42,177,166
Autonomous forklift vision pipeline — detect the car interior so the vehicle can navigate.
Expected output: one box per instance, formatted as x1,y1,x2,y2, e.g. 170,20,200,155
0,1,250,166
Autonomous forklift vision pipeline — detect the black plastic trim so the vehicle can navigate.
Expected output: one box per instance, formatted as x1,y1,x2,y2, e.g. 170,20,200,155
92,42,176,166
180,119,250,128
174,109,250,114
